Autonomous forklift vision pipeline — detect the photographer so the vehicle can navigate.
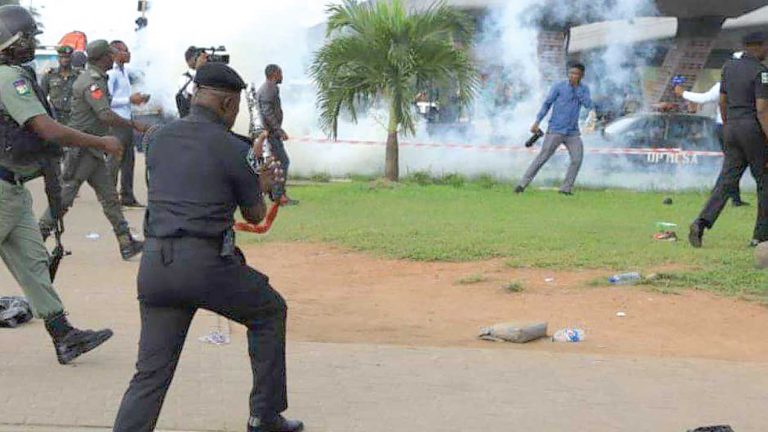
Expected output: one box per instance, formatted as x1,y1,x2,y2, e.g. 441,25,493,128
176,46,207,118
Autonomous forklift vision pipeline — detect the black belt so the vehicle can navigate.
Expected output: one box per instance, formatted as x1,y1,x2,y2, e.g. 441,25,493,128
0,166,35,185
144,236,222,252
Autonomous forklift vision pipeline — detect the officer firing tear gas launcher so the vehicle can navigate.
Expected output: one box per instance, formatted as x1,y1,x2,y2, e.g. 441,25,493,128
0,5,122,365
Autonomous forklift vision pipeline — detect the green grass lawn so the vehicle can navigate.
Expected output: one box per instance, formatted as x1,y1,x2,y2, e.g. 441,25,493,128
243,180,768,300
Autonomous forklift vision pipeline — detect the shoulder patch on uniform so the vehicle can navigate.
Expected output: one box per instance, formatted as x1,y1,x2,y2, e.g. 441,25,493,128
13,79,30,96
89,83,104,100
762,72,768,84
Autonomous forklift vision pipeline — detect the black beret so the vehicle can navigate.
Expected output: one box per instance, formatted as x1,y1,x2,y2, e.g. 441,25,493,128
743,31,768,45
194,62,246,92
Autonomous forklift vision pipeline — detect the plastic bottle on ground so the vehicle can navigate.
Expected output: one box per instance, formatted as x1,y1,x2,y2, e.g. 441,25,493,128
552,328,585,343
608,272,641,285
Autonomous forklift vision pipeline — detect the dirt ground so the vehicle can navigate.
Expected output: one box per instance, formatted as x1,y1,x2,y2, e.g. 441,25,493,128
244,242,768,362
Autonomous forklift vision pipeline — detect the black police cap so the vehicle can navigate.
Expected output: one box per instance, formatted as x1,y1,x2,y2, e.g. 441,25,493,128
194,62,246,92
743,31,768,45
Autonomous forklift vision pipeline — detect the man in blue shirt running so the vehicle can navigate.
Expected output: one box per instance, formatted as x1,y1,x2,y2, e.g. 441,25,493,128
516,62,594,195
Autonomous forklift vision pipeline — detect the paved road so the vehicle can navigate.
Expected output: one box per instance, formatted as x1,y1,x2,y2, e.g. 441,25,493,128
1,159,766,432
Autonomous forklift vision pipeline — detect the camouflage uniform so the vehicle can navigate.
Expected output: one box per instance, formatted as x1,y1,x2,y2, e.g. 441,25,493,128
39,65,79,126
38,48,140,258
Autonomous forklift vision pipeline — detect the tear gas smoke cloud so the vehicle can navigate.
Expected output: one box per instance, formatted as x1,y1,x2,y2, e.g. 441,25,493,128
24,0,737,191
298,0,737,191
27,0,329,132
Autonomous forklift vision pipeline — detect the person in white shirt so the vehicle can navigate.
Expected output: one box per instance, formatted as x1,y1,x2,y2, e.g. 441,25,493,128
107,40,150,207
675,51,748,207
176,46,207,117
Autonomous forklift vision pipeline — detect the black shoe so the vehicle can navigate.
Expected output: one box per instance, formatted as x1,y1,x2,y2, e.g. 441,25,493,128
689,222,704,248
120,238,144,260
514,186,525,194
750,239,761,248
248,415,304,432
121,199,145,208
733,200,750,207
559,191,574,196
54,328,113,365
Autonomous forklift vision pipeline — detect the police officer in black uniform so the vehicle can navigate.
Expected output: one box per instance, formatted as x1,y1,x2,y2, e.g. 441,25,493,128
113,63,303,432
690,31,768,248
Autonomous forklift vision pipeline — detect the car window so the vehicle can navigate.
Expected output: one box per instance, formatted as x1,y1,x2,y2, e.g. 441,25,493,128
674,117,719,151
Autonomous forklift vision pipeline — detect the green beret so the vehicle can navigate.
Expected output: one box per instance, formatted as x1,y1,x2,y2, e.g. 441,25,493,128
85,39,115,60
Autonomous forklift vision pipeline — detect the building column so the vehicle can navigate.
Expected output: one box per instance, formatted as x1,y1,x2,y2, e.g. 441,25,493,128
537,29,568,87
645,17,725,105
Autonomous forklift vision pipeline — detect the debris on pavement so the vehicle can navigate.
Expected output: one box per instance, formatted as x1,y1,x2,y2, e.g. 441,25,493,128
552,328,585,343
0,296,33,328
479,322,548,343
687,426,734,432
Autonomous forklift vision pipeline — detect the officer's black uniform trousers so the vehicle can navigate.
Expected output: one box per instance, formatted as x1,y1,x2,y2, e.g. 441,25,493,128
113,237,288,432
699,118,768,240
715,123,744,203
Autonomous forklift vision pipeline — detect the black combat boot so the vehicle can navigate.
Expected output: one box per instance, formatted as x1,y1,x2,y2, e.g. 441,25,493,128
688,220,705,248
45,313,113,365
117,232,144,260
248,415,304,432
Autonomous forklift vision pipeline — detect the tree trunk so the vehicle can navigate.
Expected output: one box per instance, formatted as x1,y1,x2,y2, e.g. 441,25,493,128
385,102,399,181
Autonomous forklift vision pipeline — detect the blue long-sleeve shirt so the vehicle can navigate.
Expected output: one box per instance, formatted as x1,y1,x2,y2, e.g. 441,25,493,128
536,81,593,136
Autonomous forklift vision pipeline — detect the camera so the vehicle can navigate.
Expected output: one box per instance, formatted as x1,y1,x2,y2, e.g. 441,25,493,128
199,46,230,64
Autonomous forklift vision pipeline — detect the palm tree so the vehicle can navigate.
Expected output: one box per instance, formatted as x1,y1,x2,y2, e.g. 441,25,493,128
311,0,477,181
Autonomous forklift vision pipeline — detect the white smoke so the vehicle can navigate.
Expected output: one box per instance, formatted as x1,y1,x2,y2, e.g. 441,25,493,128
27,0,329,132
24,0,736,191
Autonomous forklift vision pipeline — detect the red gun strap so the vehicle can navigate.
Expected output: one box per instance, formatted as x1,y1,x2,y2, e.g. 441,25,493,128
234,202,281,234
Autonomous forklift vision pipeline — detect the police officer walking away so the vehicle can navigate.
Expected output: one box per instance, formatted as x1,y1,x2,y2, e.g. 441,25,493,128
38,40,147,260
40,45,79,125
0,5,120,363
690,32,768,248
113,63,303,432
256,64,298,205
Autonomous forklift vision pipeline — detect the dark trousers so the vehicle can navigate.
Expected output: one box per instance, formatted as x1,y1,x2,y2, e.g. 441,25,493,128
268,136,290,180
715,123,744,203
698,119,768,241
106,126,137,202
113,237,288,432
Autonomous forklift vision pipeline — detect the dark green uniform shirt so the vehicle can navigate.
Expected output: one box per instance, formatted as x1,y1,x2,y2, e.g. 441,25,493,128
69,64,112,135
0,65,50,176
69,64,112,157
40,66,79,124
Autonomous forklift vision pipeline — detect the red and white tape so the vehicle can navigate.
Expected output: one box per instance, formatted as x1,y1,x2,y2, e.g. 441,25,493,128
294,137,724,157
